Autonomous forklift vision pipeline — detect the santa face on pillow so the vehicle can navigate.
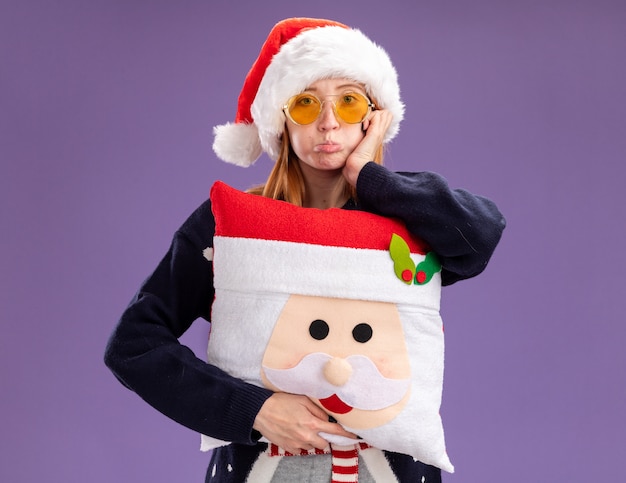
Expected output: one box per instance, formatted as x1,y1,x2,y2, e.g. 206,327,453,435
201,181,454,474
261,295,412,431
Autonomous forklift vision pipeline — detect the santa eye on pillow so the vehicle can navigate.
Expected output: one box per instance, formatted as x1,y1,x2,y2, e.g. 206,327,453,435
201,181,454,474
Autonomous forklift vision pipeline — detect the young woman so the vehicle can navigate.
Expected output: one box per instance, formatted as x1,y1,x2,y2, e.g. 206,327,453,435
105,17,505,482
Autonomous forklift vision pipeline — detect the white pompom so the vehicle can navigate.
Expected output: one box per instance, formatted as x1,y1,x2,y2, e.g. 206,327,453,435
212,122,262,167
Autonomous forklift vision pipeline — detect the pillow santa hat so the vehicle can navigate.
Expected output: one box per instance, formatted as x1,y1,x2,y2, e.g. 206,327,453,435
201,181,454,473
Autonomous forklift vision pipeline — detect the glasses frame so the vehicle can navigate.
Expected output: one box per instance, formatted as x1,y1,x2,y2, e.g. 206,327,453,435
283,91,376,126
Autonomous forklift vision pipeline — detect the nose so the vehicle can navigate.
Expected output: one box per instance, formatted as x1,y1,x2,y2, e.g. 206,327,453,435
323,357,353,386
317,101,340,130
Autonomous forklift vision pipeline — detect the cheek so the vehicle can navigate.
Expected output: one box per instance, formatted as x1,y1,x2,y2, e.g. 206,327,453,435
349,127,366,147
370,352,411,380
285,126,308,156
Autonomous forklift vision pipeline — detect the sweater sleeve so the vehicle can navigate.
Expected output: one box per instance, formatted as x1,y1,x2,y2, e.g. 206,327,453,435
104,199,273,443
356,162,506,285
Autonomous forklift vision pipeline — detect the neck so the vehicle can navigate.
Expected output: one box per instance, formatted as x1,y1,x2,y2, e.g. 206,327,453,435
300,166,349,209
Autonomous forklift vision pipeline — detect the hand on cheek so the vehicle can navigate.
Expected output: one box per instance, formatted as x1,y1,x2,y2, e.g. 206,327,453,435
343,110,393,186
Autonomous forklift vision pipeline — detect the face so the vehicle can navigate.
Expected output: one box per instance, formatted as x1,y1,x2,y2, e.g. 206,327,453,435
260,294,412,430
285,78,369,172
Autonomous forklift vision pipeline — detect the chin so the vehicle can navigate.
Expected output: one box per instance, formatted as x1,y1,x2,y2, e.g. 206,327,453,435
309,156,347,171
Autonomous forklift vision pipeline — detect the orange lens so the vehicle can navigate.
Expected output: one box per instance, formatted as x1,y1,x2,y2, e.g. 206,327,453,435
285,92,372,125
287,94,322,125
335,93,371,123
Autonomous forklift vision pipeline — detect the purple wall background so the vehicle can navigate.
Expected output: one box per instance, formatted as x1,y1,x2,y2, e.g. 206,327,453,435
1,1,624,481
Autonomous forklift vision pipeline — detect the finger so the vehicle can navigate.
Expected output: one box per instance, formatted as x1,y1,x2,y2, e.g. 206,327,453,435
304,399,332,421
368,109,393,132
309,434,332,451
301,400,358,441
320,421,358,440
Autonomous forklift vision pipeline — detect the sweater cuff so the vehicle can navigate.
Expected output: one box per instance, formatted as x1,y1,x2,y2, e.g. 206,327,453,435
355,161,390,204
222,382,273,444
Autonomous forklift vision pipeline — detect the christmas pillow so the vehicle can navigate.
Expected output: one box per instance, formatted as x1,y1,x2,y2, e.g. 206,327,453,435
200,181,454,473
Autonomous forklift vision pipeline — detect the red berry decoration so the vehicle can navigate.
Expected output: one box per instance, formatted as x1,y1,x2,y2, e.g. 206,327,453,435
416,271,427,284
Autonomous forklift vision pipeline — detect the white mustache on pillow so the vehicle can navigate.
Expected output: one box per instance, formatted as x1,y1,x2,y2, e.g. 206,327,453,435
263,352,410,411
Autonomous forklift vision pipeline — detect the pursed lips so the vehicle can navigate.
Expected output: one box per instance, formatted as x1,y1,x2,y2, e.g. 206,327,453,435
314,141,342,154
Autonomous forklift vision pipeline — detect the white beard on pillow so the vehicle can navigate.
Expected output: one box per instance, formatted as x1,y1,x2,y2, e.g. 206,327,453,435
200,181,454,474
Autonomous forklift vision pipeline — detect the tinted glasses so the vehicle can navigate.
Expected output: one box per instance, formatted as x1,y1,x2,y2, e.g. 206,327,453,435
283,91,375,125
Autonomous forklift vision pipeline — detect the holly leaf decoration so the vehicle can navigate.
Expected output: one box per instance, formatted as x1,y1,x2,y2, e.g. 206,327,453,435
414,252,442,285
389,234,416,284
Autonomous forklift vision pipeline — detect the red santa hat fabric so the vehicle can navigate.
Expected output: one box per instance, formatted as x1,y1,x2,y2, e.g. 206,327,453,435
212,17,404,167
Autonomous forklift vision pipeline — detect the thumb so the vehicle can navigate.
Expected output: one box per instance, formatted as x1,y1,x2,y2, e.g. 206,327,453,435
305,399,331,421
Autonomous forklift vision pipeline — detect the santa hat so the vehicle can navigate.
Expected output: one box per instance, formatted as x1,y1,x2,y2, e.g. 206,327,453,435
212,17,404,167
208,181,440,308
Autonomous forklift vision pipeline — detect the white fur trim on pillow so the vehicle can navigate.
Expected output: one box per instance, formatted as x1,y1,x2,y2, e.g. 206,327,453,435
212,237,440,309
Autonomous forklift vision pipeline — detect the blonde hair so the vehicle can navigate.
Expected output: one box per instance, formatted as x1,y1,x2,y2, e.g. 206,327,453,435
249,126,384,206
